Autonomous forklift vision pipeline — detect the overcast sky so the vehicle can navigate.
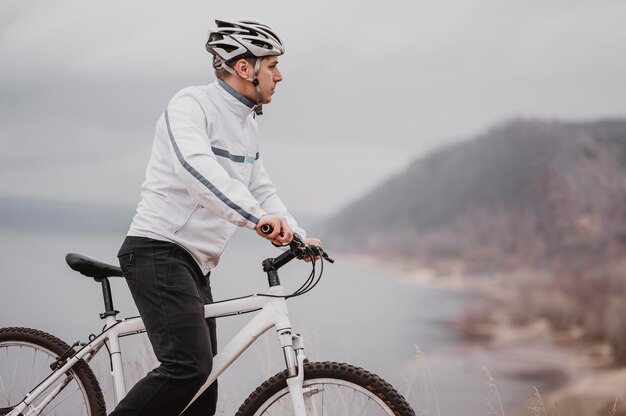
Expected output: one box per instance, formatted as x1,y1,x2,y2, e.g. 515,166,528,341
1,0,626,218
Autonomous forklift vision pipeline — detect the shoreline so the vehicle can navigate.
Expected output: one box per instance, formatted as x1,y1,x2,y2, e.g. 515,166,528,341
342,253,626,416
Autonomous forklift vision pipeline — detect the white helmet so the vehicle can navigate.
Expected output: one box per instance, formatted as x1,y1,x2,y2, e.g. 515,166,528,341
206,19,285,64
206,19,284,115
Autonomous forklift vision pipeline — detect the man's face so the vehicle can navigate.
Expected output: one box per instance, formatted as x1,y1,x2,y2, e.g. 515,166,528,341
256,56,283,104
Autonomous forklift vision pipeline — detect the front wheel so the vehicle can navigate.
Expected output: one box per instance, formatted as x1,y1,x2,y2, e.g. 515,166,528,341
0,327,106,416
236,361,415,416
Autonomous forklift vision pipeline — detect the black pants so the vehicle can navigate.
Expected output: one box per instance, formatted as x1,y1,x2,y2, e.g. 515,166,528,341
109,236,218,416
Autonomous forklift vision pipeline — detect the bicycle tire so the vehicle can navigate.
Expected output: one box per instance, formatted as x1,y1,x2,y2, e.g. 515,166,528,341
0,327,107,416
236,361,415,416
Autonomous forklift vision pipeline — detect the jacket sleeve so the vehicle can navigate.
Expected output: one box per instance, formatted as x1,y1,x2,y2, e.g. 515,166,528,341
164,91,265,229
248,155,307,239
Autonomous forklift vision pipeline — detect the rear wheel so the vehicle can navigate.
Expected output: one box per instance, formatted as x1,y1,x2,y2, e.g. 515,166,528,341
236,361,415,416
0,327,106,416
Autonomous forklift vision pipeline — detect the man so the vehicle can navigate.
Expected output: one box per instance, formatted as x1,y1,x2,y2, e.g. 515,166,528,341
110,18,321,416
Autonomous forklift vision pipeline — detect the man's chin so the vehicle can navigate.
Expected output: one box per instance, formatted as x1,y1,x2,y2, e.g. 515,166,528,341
264,90,276,104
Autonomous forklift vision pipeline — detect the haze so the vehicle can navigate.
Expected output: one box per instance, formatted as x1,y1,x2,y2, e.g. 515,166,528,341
1,0,625,216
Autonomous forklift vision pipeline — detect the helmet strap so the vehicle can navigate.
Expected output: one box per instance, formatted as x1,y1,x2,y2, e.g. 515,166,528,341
251,58,263,115
218,59,240,77
216,57,265,115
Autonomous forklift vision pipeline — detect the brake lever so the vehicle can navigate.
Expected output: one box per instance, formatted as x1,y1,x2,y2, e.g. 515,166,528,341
322,252,335,263
306,245,335,263
261,225,334,263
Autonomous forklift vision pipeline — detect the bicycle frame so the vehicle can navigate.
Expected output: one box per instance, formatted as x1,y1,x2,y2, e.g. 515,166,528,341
8,284,310,416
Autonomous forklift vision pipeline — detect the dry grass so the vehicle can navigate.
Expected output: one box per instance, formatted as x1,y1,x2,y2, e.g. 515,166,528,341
479,369,621,416
94,328,623,415
482,367,506,416
528,387,549,416
412,346,441,416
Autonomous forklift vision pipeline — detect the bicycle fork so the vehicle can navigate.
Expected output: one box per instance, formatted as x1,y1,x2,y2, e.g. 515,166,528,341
279,332,320,416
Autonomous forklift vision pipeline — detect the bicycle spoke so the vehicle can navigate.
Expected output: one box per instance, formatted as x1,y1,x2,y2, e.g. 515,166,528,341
0,347,9,404
278,396,290,414
349,385,357,412
28,348,38,393
9,346,22,404
0,329,104,416
357,396,372,416
311,382,393,416
44,384,83,415
20,347,36,398
271,396,290,415
50,401,86,415
322,383,333,416
35,352,52,392
338,384,352,414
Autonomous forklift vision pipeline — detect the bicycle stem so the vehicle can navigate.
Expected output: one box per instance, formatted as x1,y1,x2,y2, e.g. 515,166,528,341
262,250,297,287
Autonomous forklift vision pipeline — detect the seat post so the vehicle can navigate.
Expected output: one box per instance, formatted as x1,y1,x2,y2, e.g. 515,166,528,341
99,278,118,319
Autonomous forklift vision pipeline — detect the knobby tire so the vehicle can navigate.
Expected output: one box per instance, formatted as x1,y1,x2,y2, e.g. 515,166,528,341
236,361,415,416
0,327,106,416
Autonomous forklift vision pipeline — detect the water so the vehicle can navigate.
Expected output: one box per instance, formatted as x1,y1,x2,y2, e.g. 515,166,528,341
0,229,555,414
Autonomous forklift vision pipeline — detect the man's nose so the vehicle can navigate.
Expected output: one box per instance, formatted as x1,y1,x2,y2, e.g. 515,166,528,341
274,69,283,82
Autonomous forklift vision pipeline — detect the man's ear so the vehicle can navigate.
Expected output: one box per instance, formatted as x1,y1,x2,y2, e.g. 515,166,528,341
233,59,250,79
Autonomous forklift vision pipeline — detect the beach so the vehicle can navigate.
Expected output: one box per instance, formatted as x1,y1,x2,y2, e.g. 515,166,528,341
392,262,626,416
341,253,625,415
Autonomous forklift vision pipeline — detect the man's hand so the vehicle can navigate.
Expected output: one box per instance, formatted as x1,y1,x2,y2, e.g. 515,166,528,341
303,238,323,262
255,215,293,246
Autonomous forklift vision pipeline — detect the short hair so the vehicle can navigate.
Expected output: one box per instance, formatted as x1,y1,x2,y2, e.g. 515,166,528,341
214,56,257,80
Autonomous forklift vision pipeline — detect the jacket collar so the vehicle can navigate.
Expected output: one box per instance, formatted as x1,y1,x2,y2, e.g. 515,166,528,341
216,79,257,119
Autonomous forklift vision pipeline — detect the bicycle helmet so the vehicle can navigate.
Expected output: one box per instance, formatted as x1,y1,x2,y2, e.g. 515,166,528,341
206,19,285,115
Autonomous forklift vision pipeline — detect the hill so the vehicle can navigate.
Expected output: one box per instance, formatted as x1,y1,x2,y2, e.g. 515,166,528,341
324,118,626,362
325,118,626,271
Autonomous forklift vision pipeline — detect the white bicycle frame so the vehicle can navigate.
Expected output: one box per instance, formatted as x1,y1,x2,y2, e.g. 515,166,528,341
9,284,313,416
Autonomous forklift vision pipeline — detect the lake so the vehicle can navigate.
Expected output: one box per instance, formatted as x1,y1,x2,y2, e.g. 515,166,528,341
0,228,557,415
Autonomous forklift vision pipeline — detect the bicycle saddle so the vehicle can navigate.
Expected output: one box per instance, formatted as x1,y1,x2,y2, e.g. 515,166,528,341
65,253,123,280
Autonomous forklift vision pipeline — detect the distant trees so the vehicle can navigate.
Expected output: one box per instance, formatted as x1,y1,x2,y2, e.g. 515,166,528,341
324,118,626,363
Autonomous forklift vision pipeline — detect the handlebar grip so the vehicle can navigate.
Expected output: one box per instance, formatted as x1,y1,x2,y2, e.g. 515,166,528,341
260,224,334,262
259,224,305,249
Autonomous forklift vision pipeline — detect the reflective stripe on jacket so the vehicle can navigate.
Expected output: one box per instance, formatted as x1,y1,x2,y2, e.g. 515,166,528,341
128,79,304,274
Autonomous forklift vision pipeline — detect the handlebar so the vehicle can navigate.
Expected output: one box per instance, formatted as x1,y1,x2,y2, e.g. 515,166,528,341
259,224,334,265
259,224,334,293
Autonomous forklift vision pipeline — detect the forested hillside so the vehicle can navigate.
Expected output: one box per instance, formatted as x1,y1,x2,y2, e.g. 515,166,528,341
325,118,626,361
327,118,626,269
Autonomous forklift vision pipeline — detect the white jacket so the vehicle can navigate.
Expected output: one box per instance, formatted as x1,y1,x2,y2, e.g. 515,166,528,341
128,79,304,274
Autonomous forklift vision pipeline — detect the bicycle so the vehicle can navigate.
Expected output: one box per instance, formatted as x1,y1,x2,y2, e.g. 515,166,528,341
0,230,416,415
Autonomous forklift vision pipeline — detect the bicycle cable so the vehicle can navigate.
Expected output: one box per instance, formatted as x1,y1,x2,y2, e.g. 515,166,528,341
288,250,321,297
213,228,333,304
258,244,326,299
